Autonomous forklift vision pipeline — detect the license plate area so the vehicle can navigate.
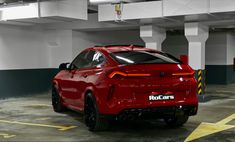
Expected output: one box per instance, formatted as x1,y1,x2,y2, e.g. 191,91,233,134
148,94,175,101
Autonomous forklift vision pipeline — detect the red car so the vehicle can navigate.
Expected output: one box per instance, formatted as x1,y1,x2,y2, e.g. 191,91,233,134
52,45,198,131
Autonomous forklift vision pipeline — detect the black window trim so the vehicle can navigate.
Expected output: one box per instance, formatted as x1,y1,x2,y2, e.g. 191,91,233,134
71,50,106,70
70,50,89,70
110,50,182,65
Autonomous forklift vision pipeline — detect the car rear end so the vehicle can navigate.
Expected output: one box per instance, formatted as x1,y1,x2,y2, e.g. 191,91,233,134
100,49,198,119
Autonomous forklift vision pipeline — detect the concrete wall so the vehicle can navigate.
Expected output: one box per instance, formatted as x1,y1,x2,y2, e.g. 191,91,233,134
205,31,227,84
205,31,235,84
0,26,234,98
227,33,235,65
162,32,188,58
0,25,48,70
45,30,73,68
0,28,145,97
156,31,235,84
226,32,235,83
72,30,144,58
72,31,98,58
0,25,72,97
72,30,235,85
0,25,54,97
0,25,73,70
206,32,227,65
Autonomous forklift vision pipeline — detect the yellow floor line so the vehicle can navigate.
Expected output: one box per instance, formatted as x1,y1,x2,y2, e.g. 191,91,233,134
216,113,235,125
184,113,235,142
35,117,51,121
0,133,16,138
0,120,77,131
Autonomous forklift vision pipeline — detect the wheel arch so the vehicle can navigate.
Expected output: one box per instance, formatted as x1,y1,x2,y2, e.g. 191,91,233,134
52,80,59,90
52,80,62,97
83,87,102,112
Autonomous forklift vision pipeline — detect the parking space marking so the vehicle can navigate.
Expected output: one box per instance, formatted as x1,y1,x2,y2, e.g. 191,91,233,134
0,133,16,139
35,117,51,121
185,113,235,142
0,120,77,131
216,113,235,125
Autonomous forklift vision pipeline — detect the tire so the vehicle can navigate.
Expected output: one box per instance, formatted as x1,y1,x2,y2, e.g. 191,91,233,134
84,93,109,131
52,86,66,112
164,114,189,127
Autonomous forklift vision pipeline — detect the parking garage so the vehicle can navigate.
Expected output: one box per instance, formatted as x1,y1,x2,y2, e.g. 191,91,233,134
0,0,235,142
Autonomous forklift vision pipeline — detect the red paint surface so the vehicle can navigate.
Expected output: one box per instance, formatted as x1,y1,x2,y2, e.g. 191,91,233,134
180,55,188,65
53,46,198,115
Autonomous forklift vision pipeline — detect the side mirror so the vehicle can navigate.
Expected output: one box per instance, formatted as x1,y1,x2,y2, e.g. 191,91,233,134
59,63,70,70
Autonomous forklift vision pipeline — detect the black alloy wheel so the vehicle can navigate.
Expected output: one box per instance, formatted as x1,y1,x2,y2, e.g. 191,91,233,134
52,86,66,112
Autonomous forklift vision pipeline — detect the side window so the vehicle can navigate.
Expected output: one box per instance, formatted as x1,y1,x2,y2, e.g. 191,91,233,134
72,50,105,69
72,51,89,69
84,50,105,68
91,51,105,67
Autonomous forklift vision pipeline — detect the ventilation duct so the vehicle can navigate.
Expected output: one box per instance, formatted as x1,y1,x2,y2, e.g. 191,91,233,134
0,0,87,24
89,0,144,5
0,0,40,5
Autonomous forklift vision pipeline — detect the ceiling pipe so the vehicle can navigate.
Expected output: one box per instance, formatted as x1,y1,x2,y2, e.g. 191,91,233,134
89,0,144,5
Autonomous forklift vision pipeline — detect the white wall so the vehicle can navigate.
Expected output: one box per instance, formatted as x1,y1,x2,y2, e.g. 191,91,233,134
0,25,73,70
0,25,48,70
45,30,73,68
205,31,227,65
0,27,145,70
72,31,97,58
226,32,235,65
205,31,235,65
72,30,144,58
72,30,187,60
0,26,232,70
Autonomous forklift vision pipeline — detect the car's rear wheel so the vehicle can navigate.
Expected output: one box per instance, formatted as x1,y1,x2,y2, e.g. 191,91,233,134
52,86,66,112
164,114,189,127
84,92,109,131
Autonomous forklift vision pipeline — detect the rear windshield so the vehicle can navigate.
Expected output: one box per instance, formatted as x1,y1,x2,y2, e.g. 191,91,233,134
110,51,182,65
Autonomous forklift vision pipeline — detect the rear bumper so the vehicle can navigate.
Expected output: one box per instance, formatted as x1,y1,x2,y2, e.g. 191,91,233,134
116,105,198,120
96,77,198,115
101,95,198,115
121,105,197,116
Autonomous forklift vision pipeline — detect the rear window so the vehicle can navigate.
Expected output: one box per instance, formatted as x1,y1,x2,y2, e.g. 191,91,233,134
110,51,182,65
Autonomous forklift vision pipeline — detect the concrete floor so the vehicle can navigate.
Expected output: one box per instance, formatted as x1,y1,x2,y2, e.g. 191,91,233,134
0,84,235,142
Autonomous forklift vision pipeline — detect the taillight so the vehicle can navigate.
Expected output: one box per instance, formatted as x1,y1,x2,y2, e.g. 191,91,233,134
172,71,195,76
108,71,151,79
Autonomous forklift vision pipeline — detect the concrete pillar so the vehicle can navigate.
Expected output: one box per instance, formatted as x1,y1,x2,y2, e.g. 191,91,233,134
185,22,209,70
185,22,209,102
140,25,166,51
